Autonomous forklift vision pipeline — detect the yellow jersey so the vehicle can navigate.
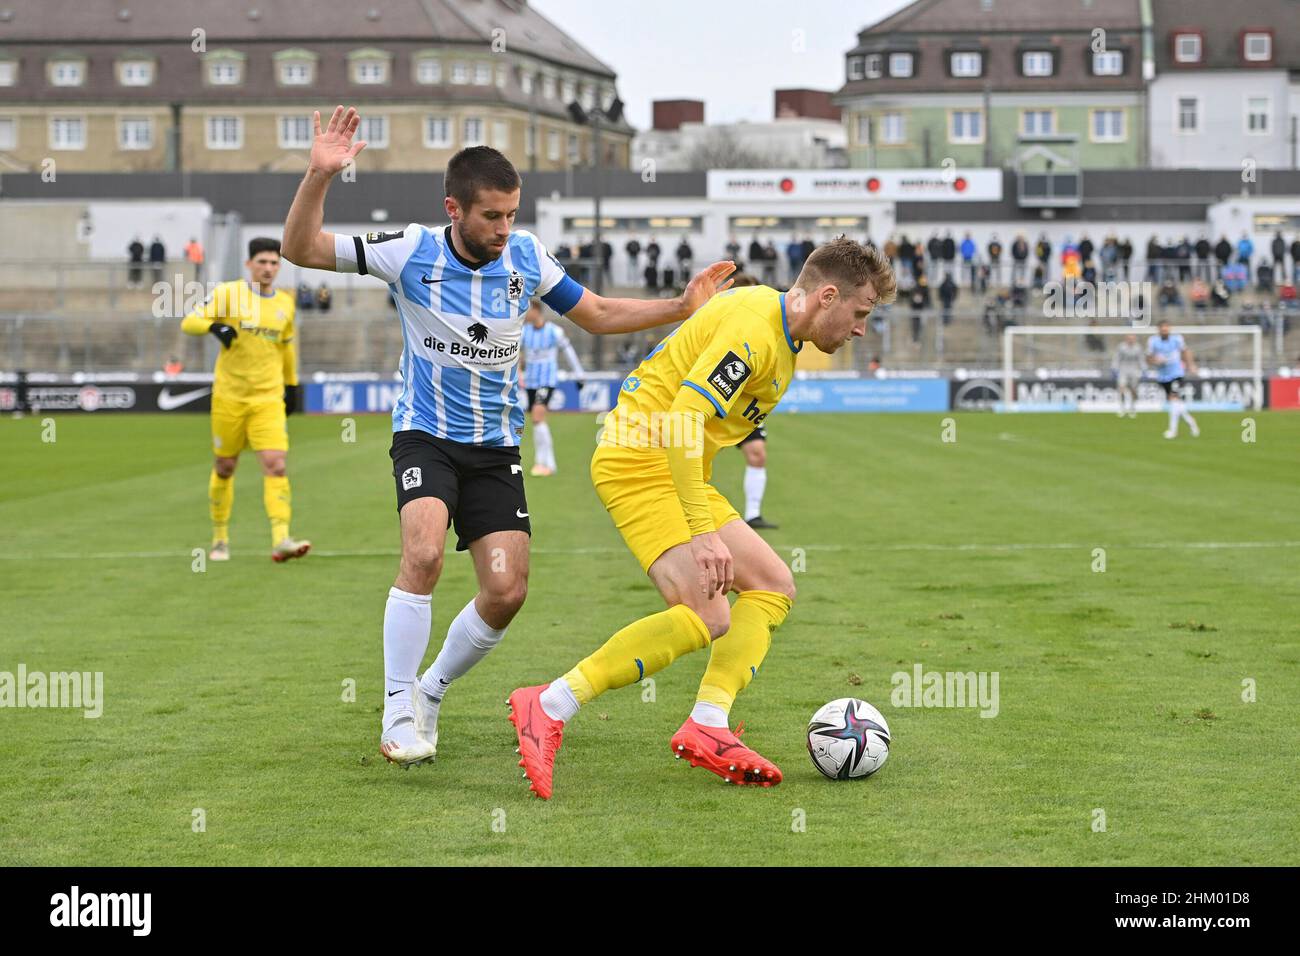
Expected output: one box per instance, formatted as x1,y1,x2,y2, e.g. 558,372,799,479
600,284,800,476
181,280,297,404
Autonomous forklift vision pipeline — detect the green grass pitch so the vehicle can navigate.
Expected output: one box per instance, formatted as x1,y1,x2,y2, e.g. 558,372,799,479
1,409,1297,866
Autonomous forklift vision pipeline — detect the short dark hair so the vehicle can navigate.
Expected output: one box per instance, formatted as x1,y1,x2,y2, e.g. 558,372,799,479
797,236,897,304
445,146,521,212
248,237,281,259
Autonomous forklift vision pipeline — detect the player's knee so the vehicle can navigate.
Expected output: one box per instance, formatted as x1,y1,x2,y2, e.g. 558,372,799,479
264,458,287,477
770,567,797,604
697,601,731,641
483,576,528,618
402,544,444,585
213,458,237,478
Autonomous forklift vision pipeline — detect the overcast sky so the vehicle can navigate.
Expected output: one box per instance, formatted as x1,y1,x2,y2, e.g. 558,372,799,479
532,0,913,129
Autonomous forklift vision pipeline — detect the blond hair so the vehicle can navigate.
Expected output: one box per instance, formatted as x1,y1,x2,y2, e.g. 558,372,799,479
796,237,897,304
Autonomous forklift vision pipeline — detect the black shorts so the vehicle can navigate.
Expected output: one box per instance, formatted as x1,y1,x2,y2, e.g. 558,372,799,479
526,387,554,409
390,430,531,551
739,426,767,446
1160,377,1185,397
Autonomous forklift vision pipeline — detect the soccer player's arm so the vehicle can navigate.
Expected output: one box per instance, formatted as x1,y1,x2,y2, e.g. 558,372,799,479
281,107,368,270
281,304,300,415
332,224,423,283
556,327,586,381
528,234,735,335
1181,338,1198,375
181,283,237,348
666,314,769,536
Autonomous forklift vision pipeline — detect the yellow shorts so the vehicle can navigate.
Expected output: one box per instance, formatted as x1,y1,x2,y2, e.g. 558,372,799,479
591,444,740,573
211,396,288,457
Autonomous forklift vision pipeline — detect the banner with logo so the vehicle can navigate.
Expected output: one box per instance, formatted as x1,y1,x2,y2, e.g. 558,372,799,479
306,379,618,415
707,169,1002,202
948,376,1267,412
0,381,213,413
776,378,949,413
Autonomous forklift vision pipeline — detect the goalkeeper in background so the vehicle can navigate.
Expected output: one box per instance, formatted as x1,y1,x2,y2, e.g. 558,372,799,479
181,237,311,563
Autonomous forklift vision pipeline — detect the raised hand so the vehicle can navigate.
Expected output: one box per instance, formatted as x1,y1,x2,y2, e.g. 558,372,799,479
310,106,367,178
680,260,737,316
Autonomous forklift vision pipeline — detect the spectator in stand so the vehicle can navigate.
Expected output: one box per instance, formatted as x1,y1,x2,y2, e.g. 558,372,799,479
1061,236,1081,282
600,239,613,282
578,238,595,286
1032,262,1046,290
1118,235,1133,280
1223,260,1248,293
624,237,641,284
149,235,166,286
1158,277,1182,307
1189,277,1210,310
867,355,882,374
941,230,956,278
786,235,804,284
960,232,977,290
1291,237,1300,287
1214,235,1232,278
1078,234,1095,270
1145,235,1164,283
927,231,942,274
645,236,661,278
725,235,741,269
898,234,915,280
185,237,205,284
1194,234,1212,282
938,271,957,326
296,282,314,310
801,235,815,267
747,236,763,275
1035,232,1052,282
1236,233,1254,281
1100,233,1119,282
1257,260,1275,294
1176,236,1193,282
163,356,184,376
1271,231,1286,277
883,235,898,269
1011,233,1029,286
909,271,930,344
1082,258,1098,288
762,240,778,285
316,283,332,312
127,236,145,289
1210,277,1231,308
987,234,1003,284
674,235,693,280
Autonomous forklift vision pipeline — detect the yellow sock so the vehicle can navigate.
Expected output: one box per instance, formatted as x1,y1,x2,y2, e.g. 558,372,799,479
696,590,792,713
562,604,710,705
209,470,234,543
263,475,291,546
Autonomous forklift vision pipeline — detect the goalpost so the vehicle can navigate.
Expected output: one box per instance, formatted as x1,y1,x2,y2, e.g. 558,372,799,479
1001,325,1264,411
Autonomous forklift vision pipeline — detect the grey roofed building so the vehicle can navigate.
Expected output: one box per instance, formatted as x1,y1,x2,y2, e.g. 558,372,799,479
1150,0,1300,73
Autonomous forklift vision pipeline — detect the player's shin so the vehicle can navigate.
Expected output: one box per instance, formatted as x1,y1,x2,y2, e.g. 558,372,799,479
743,466,767,522
538,604,711,722
209,469,234,543
263,475,291,545
419,596,506,699
384,587,433,714
694,590,792,723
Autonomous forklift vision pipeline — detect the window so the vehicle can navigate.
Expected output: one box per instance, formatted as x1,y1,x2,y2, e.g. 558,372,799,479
1245,96,1269,134
279,61,312,85
880,112,904,144
206,115,242,149
847,56,863,81
1243,32,1271,62
1021,110,1054,135
1176,96,1199,133
119,116,152,150
424,116,451,148
1092,50,1122,75
463,117,484,146
864,54,882,78
354,60,387,84
949,109,983,143
0,61,16,86
1022,51,1052,76
208,61,240,85
542,74,556,99
525,124,536,156
492,120,509,150
580,84,595,110
50,115,86,149
495,64,508,88
1091,109,1125,142
415,57,441,84
451,61,468,84
119,60,153,86
888,53,913,77
521,71,534,95
51,60,85,86
0,117,17,149
561,78,576,102
279,115,312,149
473,62,491,85
567,132,578,162
1174,34,1201,63
950,52,981,77
360,115,388,148
547,129,560,161
855,114,871,145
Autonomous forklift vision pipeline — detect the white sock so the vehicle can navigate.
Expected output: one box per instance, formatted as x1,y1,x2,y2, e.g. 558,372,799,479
544,440,558,471
383,587,432,720
690,700,729,728
743,466,766,521
1167,404,1180,433
539,678,580,723
533,421,553,469
1181,406,1198,428
419,597,506,698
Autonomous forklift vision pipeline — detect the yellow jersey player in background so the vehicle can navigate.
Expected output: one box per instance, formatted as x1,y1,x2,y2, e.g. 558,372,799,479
181,237,310,563
508,238,897,798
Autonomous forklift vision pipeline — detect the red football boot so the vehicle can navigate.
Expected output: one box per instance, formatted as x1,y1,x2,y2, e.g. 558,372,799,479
507,684,565,800
670,718,782,787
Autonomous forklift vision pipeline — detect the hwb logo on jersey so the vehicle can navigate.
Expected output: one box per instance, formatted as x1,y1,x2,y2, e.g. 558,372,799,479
401,467,422,491
707,351,752,400
507,271,524,301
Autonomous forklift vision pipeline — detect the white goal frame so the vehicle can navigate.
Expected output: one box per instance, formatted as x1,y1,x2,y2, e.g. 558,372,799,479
1002,325,1263,410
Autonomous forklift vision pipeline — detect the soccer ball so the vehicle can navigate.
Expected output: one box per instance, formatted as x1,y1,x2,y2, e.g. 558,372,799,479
807,698,891,779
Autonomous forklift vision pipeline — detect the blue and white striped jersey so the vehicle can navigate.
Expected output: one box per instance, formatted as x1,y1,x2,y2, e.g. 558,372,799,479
335,224,585,446
1146,332,1186,382
522,321,585,389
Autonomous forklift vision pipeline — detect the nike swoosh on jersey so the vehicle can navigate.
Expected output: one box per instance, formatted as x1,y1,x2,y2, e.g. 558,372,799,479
516,509,529,518
420,275,445,284
157,386,212,410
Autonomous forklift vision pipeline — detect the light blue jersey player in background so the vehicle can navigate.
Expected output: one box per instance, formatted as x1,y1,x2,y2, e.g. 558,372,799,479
1146,320,1200,439
521,309,585,476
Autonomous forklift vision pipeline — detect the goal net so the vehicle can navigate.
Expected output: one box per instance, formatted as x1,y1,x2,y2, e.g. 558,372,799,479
1001,325,1263,411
